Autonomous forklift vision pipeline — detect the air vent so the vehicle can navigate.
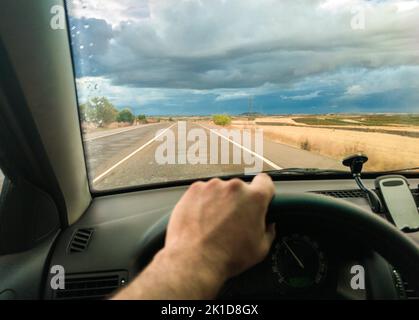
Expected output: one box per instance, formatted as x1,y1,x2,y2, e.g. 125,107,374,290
403,280,419,300
69,228,93,253
393,269,419,300
54,271,128,300
312,189,367,199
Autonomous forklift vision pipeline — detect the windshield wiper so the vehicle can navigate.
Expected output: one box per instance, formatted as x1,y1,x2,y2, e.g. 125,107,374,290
266,166,419,176
372,167,419,174
266,168,349,176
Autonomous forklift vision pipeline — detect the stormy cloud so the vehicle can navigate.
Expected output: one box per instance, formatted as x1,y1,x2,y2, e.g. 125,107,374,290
67,0,419,114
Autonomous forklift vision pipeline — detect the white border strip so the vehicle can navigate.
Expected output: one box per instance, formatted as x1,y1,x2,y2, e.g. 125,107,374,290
198,123,282,170
93,123,176,184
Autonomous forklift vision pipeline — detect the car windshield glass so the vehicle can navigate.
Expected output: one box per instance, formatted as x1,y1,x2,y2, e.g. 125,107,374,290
66,0,419,191
0,168,4,191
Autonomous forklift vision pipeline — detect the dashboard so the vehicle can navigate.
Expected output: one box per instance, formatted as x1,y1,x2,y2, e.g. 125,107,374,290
220,224,369,299
44,178,419,300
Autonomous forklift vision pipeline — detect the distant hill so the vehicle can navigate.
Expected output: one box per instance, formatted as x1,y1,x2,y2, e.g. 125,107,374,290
239,112,264,117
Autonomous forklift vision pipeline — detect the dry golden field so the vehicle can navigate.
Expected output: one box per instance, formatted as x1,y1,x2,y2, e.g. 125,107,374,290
231,115,419,171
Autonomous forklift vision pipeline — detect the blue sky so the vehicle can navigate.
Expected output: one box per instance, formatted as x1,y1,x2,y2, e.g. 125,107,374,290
67,0,419,115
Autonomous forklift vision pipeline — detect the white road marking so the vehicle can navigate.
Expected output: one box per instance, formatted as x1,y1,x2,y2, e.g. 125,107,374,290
84,123,162,142
93,123,176,184
198,123,282,170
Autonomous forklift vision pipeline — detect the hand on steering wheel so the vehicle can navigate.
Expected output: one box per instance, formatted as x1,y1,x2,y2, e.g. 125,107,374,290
133,176,419,300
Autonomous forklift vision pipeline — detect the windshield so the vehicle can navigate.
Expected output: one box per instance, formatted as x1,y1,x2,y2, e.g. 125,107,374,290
0,168,4,191
66,0,419,191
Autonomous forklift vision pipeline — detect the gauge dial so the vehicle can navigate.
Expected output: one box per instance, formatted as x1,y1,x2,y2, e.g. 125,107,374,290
271,234,327,292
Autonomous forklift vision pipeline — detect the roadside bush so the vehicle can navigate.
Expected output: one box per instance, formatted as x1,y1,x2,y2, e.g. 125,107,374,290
213,114,232,126
137,114,148,124
117,108,135,124
300,139,311,151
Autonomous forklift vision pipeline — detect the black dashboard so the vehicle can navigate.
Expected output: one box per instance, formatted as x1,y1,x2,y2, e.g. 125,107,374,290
218,218,417,299
219,223,368,299
44,178,419,300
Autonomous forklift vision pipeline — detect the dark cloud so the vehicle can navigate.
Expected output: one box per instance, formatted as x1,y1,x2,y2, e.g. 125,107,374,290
69,17,113,76
68,0,419,114
69,0,419,91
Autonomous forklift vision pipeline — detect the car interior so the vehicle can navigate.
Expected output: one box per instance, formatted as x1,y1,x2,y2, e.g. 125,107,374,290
0,1,418,300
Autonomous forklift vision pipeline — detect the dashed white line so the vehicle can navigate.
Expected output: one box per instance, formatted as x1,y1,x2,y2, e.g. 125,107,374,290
198,123,282,170
92,123,176,184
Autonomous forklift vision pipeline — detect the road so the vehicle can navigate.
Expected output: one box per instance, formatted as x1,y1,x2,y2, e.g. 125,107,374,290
84,121,342,190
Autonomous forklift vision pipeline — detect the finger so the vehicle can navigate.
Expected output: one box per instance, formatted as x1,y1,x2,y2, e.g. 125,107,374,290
265,223,276,244
261,223,276,255
249,173,275,199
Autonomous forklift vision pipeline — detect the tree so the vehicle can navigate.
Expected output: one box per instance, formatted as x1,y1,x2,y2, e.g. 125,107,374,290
85,97,118,127
79,103,87,122
117,108,135,124
137,114,147,124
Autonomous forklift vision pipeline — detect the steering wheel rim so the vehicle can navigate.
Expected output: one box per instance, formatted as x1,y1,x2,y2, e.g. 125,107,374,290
135,193,419,296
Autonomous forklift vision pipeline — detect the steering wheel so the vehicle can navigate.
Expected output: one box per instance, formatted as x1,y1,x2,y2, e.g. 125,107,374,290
135,193,419,299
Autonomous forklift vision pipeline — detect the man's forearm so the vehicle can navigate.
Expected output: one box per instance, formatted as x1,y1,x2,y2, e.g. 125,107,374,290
112,247,227,300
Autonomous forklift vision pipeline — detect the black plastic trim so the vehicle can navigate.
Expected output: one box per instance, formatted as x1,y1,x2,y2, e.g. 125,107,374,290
91,172,419,198
62,1,93,196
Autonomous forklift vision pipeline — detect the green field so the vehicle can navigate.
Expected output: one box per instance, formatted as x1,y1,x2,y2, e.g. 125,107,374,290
293,117,353,126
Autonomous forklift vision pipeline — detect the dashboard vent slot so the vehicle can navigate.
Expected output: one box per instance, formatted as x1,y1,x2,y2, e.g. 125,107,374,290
403,280,419,300
54,271,127,300
69,228,93,253
312,189,366,199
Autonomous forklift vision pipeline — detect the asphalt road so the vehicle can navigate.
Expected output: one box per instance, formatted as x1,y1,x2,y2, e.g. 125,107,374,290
84,123,171,180
85,121,342,190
